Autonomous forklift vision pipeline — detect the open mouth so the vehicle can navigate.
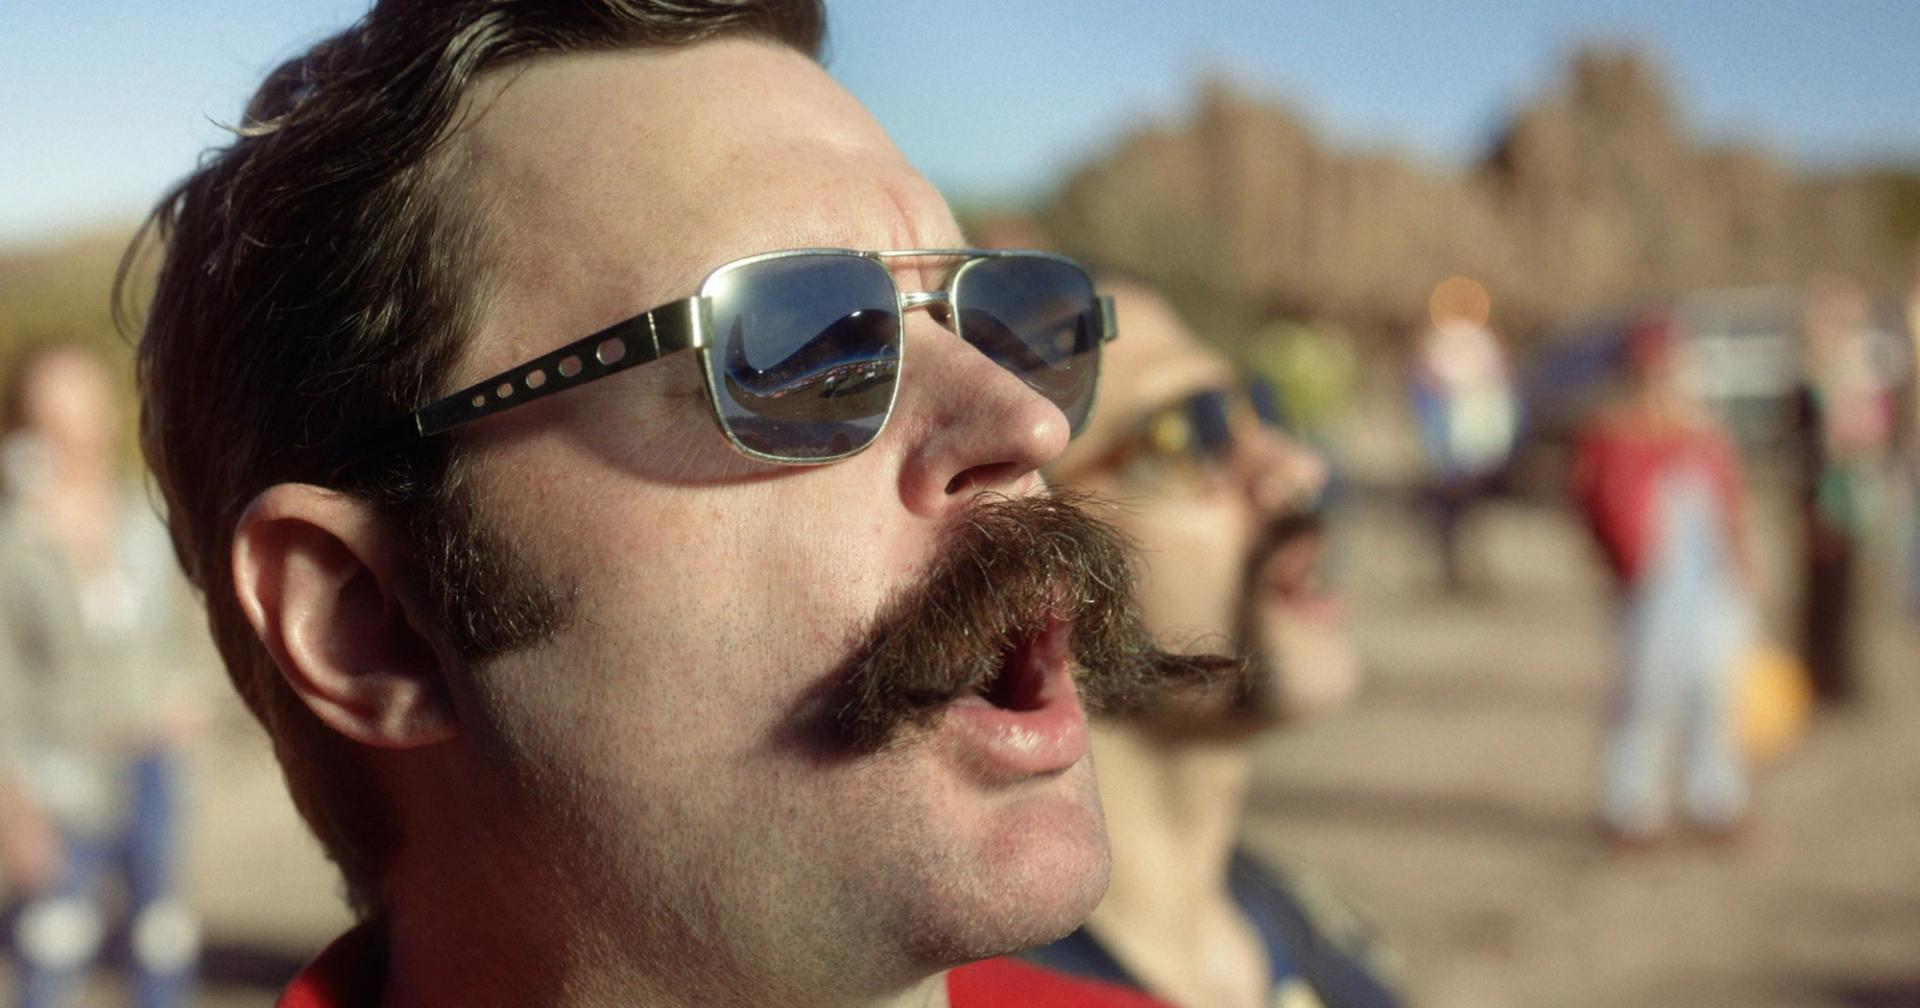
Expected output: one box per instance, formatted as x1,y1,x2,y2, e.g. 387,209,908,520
975,630,1055,711
956,615,1072,712
945,617,1090,778
1252,514,1336,610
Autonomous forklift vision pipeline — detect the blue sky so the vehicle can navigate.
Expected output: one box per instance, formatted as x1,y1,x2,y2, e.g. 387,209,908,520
4,1,1918,246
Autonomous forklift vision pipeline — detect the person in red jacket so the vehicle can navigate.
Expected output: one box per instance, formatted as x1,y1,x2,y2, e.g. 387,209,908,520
125,2,1236,1005
1571,314,1755,846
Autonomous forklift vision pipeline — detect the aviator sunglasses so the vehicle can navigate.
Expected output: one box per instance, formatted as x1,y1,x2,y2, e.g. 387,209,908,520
332,248,1116,472
1122,376,1288,470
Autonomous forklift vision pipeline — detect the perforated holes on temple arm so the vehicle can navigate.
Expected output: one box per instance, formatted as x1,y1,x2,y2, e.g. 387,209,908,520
411,299,697,438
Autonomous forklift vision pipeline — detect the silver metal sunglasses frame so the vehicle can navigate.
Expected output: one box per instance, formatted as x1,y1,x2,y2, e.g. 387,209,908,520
347,248,1118,469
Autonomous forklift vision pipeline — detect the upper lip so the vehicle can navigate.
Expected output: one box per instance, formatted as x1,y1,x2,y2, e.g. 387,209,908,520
940,617,1089,780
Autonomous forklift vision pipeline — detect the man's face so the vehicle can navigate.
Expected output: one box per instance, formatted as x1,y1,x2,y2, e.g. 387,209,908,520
16,350,117,474
1050,289,1339,730
426,41,1108,986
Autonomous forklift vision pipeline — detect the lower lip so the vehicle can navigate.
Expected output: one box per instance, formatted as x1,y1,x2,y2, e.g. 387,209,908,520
941,620,1089,779
1264,583,1343,623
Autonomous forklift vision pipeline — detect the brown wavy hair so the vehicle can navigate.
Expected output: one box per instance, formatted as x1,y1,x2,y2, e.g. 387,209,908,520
120,0,825,916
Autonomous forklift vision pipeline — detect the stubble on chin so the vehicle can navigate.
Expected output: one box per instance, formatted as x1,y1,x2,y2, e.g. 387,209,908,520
876,756,1113,971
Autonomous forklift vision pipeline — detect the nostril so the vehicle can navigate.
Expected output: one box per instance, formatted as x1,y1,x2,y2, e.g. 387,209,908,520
945,461,1025,497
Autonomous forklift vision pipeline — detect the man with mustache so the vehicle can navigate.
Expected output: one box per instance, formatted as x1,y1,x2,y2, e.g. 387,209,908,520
1030,284,1402,1008
126,2,1229,1006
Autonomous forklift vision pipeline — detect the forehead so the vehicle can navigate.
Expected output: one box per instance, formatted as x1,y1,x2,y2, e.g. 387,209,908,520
449,39,957,369
1073,288,1234,461
1109,294,1234,406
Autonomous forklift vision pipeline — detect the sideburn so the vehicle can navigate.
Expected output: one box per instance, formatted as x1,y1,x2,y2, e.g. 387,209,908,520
406,456,577,660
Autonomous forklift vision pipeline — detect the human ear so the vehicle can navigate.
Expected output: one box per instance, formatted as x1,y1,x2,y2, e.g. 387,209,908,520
232,484,458,747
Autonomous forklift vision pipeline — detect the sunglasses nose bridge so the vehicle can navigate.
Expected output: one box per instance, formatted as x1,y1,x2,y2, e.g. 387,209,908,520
898,289,949,312
898,289,954,329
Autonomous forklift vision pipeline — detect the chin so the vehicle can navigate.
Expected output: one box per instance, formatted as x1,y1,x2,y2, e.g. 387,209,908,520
904,761,1111,967
1251,602,1360,721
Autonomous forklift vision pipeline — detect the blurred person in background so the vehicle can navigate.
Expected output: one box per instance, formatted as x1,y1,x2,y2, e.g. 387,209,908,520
0,342,207,1008
123,1,1240,1006
1407,277,1519,595
1571,314,1754,847
1030,282,1401,1008
1906,253,1920,616
1793,277,1893,706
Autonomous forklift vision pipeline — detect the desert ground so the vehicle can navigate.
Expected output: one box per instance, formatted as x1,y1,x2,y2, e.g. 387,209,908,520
10,480,1919,1007
1245,485,1920,1008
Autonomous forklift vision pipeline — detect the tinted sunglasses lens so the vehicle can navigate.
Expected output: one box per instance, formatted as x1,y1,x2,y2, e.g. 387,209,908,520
951,256,1100,433
1246,376,1284,429
1184,390,1233,458
707,255,900,461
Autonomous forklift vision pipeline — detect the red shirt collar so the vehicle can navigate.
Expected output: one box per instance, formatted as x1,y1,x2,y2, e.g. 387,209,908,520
276,925,384,1008
280,926,1165,1007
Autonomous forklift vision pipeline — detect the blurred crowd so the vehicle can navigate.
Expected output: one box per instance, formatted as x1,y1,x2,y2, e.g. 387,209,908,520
3,226,1917,1008
7,244,1916,1007
2,53,1919,1008
0,224,1914,1007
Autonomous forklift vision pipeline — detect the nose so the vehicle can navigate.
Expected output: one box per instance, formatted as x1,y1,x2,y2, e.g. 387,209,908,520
891,313,1072,518
1237,425,1327,518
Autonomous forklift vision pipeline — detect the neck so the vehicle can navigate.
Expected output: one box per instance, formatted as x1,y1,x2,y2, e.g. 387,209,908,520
18,455,116,502
54,454,116,488
20,459,120,570
1081,723,1272,1008
379,880,953,1008
378,769,952,1008
1624,382,1697,428
1088,723,1250,929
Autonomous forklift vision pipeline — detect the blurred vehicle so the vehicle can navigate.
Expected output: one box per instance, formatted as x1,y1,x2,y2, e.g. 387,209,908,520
1671,287,1804,452
1511,287,1910,495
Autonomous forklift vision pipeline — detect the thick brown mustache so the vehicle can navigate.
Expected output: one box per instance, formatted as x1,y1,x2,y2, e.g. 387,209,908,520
833,489,1244,750
1233,510,1324,700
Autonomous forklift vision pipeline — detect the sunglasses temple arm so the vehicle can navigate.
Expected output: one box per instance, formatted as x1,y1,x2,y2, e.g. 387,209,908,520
323,297,704,477
1099,295,1118,343
412,297,704,439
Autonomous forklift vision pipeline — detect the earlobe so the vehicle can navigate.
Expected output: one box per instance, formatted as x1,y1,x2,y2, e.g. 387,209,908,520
232,484,459,748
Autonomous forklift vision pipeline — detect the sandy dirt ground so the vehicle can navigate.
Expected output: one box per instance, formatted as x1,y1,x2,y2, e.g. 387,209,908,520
11,486,1918,1007
1245,489,1920,1008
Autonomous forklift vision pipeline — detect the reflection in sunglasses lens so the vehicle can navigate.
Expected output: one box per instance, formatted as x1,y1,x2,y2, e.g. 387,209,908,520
708,255,900,461
721,309,897,421
954,257,1098,433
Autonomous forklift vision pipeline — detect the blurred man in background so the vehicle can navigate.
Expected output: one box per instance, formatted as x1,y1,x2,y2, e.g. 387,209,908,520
1031,283,1401,1008
1794,277,1893,706
1571,315,1754,847
126,1,1234,1005
0,342,207,1008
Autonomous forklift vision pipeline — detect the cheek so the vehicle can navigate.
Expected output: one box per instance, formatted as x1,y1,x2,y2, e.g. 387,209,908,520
486,454,907,763
1120,498,1253,644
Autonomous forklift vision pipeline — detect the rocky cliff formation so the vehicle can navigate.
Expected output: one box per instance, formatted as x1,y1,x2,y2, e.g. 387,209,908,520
1039,48,1912,346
